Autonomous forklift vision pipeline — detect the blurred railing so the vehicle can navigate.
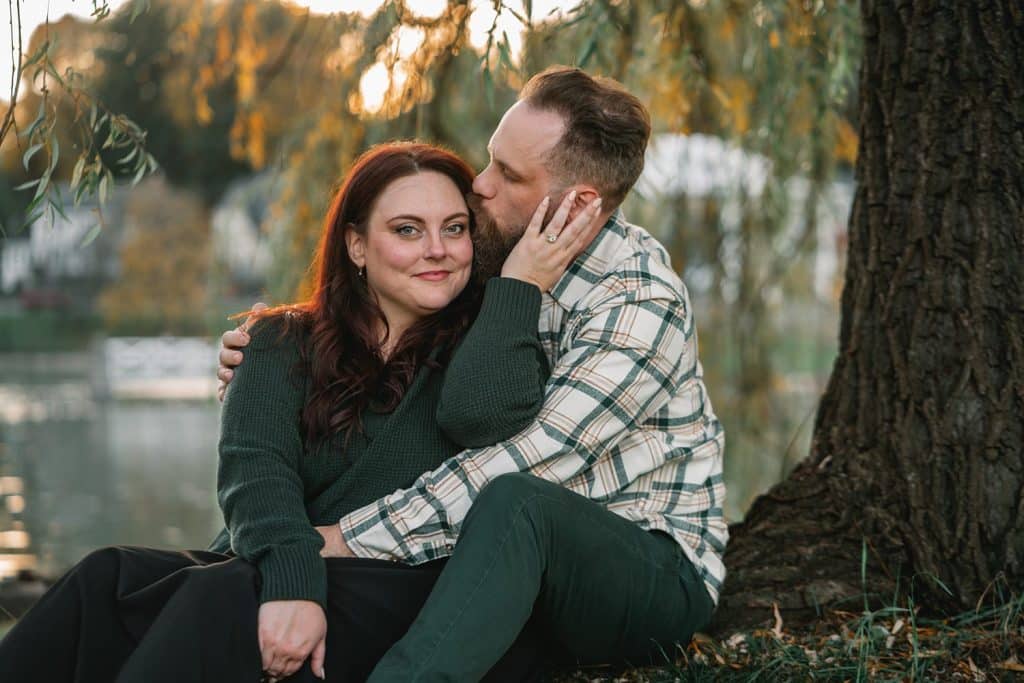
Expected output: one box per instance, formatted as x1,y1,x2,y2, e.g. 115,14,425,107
97,337,219,400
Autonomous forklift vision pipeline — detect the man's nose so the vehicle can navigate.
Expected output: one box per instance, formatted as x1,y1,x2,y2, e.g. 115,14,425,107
472,165,495,198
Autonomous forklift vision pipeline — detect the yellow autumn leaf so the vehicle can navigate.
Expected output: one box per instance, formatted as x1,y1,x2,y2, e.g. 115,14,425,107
834,117,859,163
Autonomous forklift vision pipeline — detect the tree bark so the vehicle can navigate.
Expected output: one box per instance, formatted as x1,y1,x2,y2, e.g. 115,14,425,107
714,0,1024,633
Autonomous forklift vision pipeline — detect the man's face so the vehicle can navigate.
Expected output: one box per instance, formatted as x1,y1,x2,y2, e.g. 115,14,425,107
469,102,566,279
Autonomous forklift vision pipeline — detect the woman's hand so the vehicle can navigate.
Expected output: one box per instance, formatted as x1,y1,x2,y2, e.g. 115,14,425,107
500,191,604,292
258,600,327,681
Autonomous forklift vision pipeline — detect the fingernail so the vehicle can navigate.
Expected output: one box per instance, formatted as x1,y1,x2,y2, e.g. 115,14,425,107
568,190,577,202
594,198,603,209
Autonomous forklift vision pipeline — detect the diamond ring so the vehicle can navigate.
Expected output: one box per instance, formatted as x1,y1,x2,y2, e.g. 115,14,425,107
545,233,558,243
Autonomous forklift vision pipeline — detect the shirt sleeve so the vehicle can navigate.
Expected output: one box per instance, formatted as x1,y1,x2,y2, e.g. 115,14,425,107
338,280,694,563
217,318,327,607
435,277,550,448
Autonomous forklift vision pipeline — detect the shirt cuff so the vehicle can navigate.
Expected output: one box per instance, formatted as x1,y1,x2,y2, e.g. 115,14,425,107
338,501,402,561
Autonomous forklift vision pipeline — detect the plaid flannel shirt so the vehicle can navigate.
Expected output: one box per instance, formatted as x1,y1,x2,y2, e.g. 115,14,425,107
339,212,728,604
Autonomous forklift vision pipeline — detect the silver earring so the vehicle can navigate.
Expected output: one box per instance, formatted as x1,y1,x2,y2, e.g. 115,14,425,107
358,266,365,278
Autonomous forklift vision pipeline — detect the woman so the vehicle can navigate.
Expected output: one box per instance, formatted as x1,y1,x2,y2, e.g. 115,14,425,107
0,142,602,682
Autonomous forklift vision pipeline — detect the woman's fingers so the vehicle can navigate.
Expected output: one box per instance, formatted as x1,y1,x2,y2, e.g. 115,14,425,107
260,632,274,672
525,196,550,238
311,636,327,679
557,197,603,252
265,651,302,680
279,655,303,677
542,190,576,240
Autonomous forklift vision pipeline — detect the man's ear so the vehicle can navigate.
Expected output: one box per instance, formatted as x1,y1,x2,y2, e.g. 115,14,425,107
345,227,366,270
569,185,601,220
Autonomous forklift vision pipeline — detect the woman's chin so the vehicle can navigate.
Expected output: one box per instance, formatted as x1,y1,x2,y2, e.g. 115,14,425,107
413,289,464,313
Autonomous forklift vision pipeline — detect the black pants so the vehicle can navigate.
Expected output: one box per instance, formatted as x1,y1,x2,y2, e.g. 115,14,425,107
0,546,548,682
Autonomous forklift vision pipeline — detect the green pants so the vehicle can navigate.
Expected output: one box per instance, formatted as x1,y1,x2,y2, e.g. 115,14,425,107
368,473,715,681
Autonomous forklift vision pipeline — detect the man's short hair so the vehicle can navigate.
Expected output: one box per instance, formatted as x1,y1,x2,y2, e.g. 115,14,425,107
519,66,651,209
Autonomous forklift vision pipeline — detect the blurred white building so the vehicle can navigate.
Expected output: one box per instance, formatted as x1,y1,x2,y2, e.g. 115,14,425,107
210,173,280,290
636,133,853,302
0,186,126,300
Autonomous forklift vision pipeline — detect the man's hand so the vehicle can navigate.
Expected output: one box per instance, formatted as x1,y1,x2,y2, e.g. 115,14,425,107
216,302,267,402
316,524,355,558
258,600,327,681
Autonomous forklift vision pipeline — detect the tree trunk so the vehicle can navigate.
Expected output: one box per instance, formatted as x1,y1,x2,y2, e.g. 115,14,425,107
714,0,1024,633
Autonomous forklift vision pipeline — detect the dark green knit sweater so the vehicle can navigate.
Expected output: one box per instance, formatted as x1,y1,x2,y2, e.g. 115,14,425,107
211,277,549,608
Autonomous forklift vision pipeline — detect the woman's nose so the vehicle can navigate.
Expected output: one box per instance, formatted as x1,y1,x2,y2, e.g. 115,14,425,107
423,232,446,259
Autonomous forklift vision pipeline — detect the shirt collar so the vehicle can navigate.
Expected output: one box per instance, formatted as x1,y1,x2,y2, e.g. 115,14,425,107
547,209,631,311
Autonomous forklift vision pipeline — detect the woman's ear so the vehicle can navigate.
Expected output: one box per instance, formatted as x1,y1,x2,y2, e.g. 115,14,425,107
345,227,366,270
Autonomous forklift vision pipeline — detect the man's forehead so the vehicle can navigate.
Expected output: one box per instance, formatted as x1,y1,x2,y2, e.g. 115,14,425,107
489,102,565,169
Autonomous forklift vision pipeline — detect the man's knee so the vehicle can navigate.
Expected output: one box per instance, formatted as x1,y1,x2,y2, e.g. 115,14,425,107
466,473,559,530
476,473,550,508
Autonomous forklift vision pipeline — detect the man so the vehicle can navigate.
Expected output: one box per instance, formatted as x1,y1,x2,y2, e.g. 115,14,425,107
219,66,726,680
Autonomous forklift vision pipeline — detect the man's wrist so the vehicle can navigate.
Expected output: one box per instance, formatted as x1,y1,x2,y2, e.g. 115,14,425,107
334,522,354,557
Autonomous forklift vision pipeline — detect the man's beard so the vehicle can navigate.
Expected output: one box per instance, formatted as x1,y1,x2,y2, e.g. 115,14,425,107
466,193,523,282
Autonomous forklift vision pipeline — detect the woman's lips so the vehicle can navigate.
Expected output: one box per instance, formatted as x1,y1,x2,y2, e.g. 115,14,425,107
414,270,451,281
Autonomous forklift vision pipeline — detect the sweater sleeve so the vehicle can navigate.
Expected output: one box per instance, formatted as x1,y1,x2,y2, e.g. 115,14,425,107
217,317,326,608
436,277,550,448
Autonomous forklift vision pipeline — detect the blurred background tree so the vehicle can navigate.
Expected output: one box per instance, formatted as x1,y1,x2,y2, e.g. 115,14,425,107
0,0,859,589
96,175,209,335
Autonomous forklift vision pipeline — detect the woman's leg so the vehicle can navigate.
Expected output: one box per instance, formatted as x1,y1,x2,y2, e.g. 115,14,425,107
317,558,447,681
317,557,550,682
0,546,229,683
114,553,261,683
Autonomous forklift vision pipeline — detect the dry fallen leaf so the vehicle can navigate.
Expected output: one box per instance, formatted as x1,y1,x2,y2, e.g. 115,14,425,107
994,658,1024,672
725,633,747,649
772,602,784,639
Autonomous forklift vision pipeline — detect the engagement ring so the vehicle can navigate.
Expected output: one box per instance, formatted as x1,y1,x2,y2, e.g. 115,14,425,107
546,233,558,243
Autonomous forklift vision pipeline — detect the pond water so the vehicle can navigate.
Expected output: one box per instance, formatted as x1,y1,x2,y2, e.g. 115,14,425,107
0,353,223,580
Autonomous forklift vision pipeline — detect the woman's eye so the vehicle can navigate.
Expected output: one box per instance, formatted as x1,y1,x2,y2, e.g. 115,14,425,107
443,223,466,235
395,224,419,236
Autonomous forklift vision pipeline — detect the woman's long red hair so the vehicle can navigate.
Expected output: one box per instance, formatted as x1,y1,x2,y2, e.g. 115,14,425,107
253,142,480,446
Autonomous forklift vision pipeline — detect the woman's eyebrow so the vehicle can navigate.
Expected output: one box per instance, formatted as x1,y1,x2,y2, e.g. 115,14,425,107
387,212,469,223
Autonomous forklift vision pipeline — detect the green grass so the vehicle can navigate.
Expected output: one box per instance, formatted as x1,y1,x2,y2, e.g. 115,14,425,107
552,587,1024,682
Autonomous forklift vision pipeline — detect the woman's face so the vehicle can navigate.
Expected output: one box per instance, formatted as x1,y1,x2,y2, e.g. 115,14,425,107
346,171,473,335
